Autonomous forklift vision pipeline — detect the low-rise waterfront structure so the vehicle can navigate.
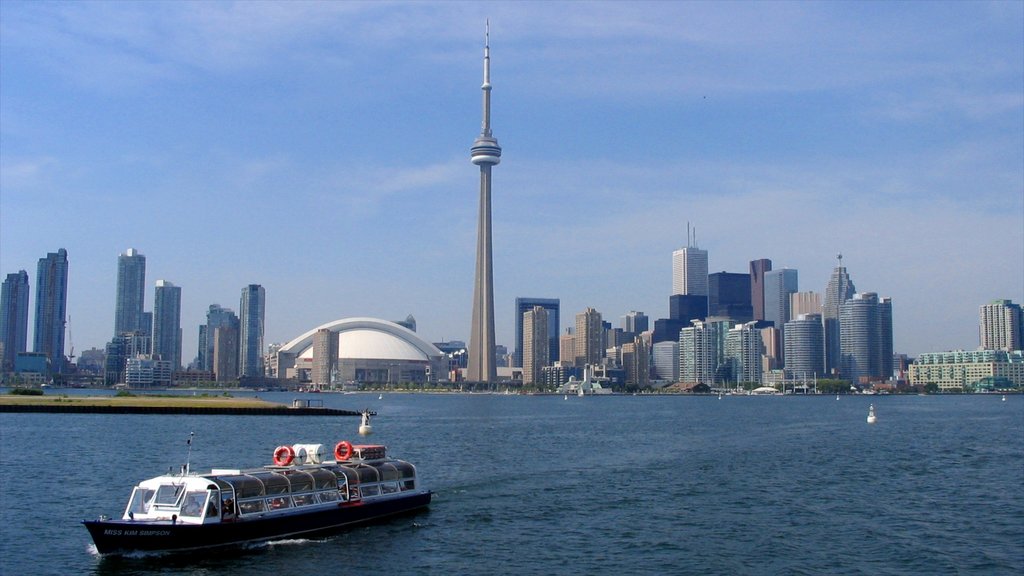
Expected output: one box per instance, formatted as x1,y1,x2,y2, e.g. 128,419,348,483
909,350,1024,392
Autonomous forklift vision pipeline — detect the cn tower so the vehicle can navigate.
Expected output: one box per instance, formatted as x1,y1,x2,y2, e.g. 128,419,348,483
467,21,501,383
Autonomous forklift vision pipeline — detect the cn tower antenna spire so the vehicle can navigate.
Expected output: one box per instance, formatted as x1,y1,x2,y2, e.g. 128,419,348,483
468,20,501,384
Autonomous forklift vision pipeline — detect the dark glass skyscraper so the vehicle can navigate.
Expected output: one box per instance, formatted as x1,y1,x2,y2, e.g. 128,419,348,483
34,248,69,374
115,248,146,337
749,259,772,321
1,271,30,372
514,297,559,368
708,272,752,323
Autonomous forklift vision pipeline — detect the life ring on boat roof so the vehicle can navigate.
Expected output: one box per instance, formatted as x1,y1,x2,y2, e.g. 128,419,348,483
273,445,295,466
334,440,354,461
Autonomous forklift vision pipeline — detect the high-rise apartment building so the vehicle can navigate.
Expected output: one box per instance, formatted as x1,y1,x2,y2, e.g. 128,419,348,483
514,297,559,368
980,299,1023,351
840,293,893,384
34,249,69,374
312,328,338,386
749,259,772,321
708,272,752,323
679,318,730,385
622,337,650,388
783,313,824,378
559,330,576,367
672,246,709,296
652,340,679,382
213,325,240,382
575,308,603,368
725,321,763,385
239,284,265,378
522,306,550,385
823,254,856,375
199,305,239,372
152,280,182,370
1,271,30,372
114,248,146,337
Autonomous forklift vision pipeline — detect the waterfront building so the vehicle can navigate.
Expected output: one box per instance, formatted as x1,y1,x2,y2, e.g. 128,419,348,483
514,297,559,367
725,321,763,385
764,268,797,364
312,328,339,386
708,272,753,323
575,308,604,368
199,305,239,372
239,284,265,377
104,331,150,385
559,330,576,367
467,24,501,383
789,291,822,320
652,340,680,381
840,293,894,384
749,259,772,321
213,325,240,382
125,356,173,387
541,364,568,388
1,271,30,372
910,350,1024,392
275,318,448,385
622,311,649,336
672,245,709,297
152,280,182,370
783,313,825,378
622,337,650,388
979,299,1023,351
33,248,69,374
114,248,147,337
522,306,550,385
823,254,856,376
679,318,730,385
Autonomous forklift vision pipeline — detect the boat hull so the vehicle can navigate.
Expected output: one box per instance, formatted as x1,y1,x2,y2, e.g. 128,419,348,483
83,490,431,555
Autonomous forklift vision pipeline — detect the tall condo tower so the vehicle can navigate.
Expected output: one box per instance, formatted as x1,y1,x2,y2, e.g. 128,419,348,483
1,271,31,372
152,280,182,370
34,249,69,374
239,284,266,378
467,22,501,383
115,248,147,337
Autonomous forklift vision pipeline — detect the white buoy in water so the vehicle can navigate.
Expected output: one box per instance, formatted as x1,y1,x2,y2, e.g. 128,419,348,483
867,403,877,424
378,394,383,400
836,394,840,400
563,394,568,400
358,409,373,436
1002,395,1007,402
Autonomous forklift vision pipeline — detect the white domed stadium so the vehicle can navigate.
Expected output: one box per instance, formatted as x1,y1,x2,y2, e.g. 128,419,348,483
274,318,447,386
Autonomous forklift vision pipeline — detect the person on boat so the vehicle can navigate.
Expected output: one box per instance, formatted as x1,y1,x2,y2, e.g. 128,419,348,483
222,497,236,520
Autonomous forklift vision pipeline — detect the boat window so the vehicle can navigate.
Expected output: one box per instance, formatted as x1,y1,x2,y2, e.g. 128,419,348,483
394,462,416,479
355,467,379,484
402,479,415,491
310,469,338,491
317,490,339,503
252,472,289,495
378,463,400,481
267,496,292,510
238,498,266,515
180,492,208,517
381,482,399,494
220,475,264,499
284,470,314,493
334,467,358,486
154,484,185,506
361,484,380,497
292,494,315,507
127,487,155,515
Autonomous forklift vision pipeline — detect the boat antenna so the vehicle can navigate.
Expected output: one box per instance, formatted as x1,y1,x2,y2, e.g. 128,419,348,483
183,431,194,476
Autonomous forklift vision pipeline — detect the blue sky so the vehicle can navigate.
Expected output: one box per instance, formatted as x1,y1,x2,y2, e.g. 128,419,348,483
1,1,1021,362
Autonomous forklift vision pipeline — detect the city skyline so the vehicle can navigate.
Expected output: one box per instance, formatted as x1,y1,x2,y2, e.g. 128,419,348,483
2,3,1021,360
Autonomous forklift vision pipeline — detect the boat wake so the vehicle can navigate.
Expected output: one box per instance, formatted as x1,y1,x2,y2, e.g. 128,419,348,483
252,537,326,549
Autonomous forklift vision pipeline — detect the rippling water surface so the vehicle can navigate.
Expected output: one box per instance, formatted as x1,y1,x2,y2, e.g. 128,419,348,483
1,391,1021,575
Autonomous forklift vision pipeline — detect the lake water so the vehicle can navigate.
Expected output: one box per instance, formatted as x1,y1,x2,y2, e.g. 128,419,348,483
1,391,1021,575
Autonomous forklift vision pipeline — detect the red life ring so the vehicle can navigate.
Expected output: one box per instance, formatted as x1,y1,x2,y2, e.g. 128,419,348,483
334,440,354,461
273,445,295,466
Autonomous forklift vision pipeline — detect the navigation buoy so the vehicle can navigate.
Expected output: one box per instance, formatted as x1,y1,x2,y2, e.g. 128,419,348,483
1002,395,1007,402
867,404,877,424
358,409,373,436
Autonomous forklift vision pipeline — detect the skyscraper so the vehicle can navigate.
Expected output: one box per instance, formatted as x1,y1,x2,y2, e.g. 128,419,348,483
1,271,30,372
199,305,239,372
679,318,730,385
239,284,265,378
725,321,763,385
749,259,772,321
622,311,649,335
312,328,338,387
980,299,1023,351
708,272,752,322
840,292,893,384
34,248,69,374
575,307,603,368
790,291,822,320
784,313,825,379
114,248,146,337
763,268,798,356
672,245,709,296
467,22,501,383
522,306,550,385
152,280,182,370
514,297,559,368
823,254,856,375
